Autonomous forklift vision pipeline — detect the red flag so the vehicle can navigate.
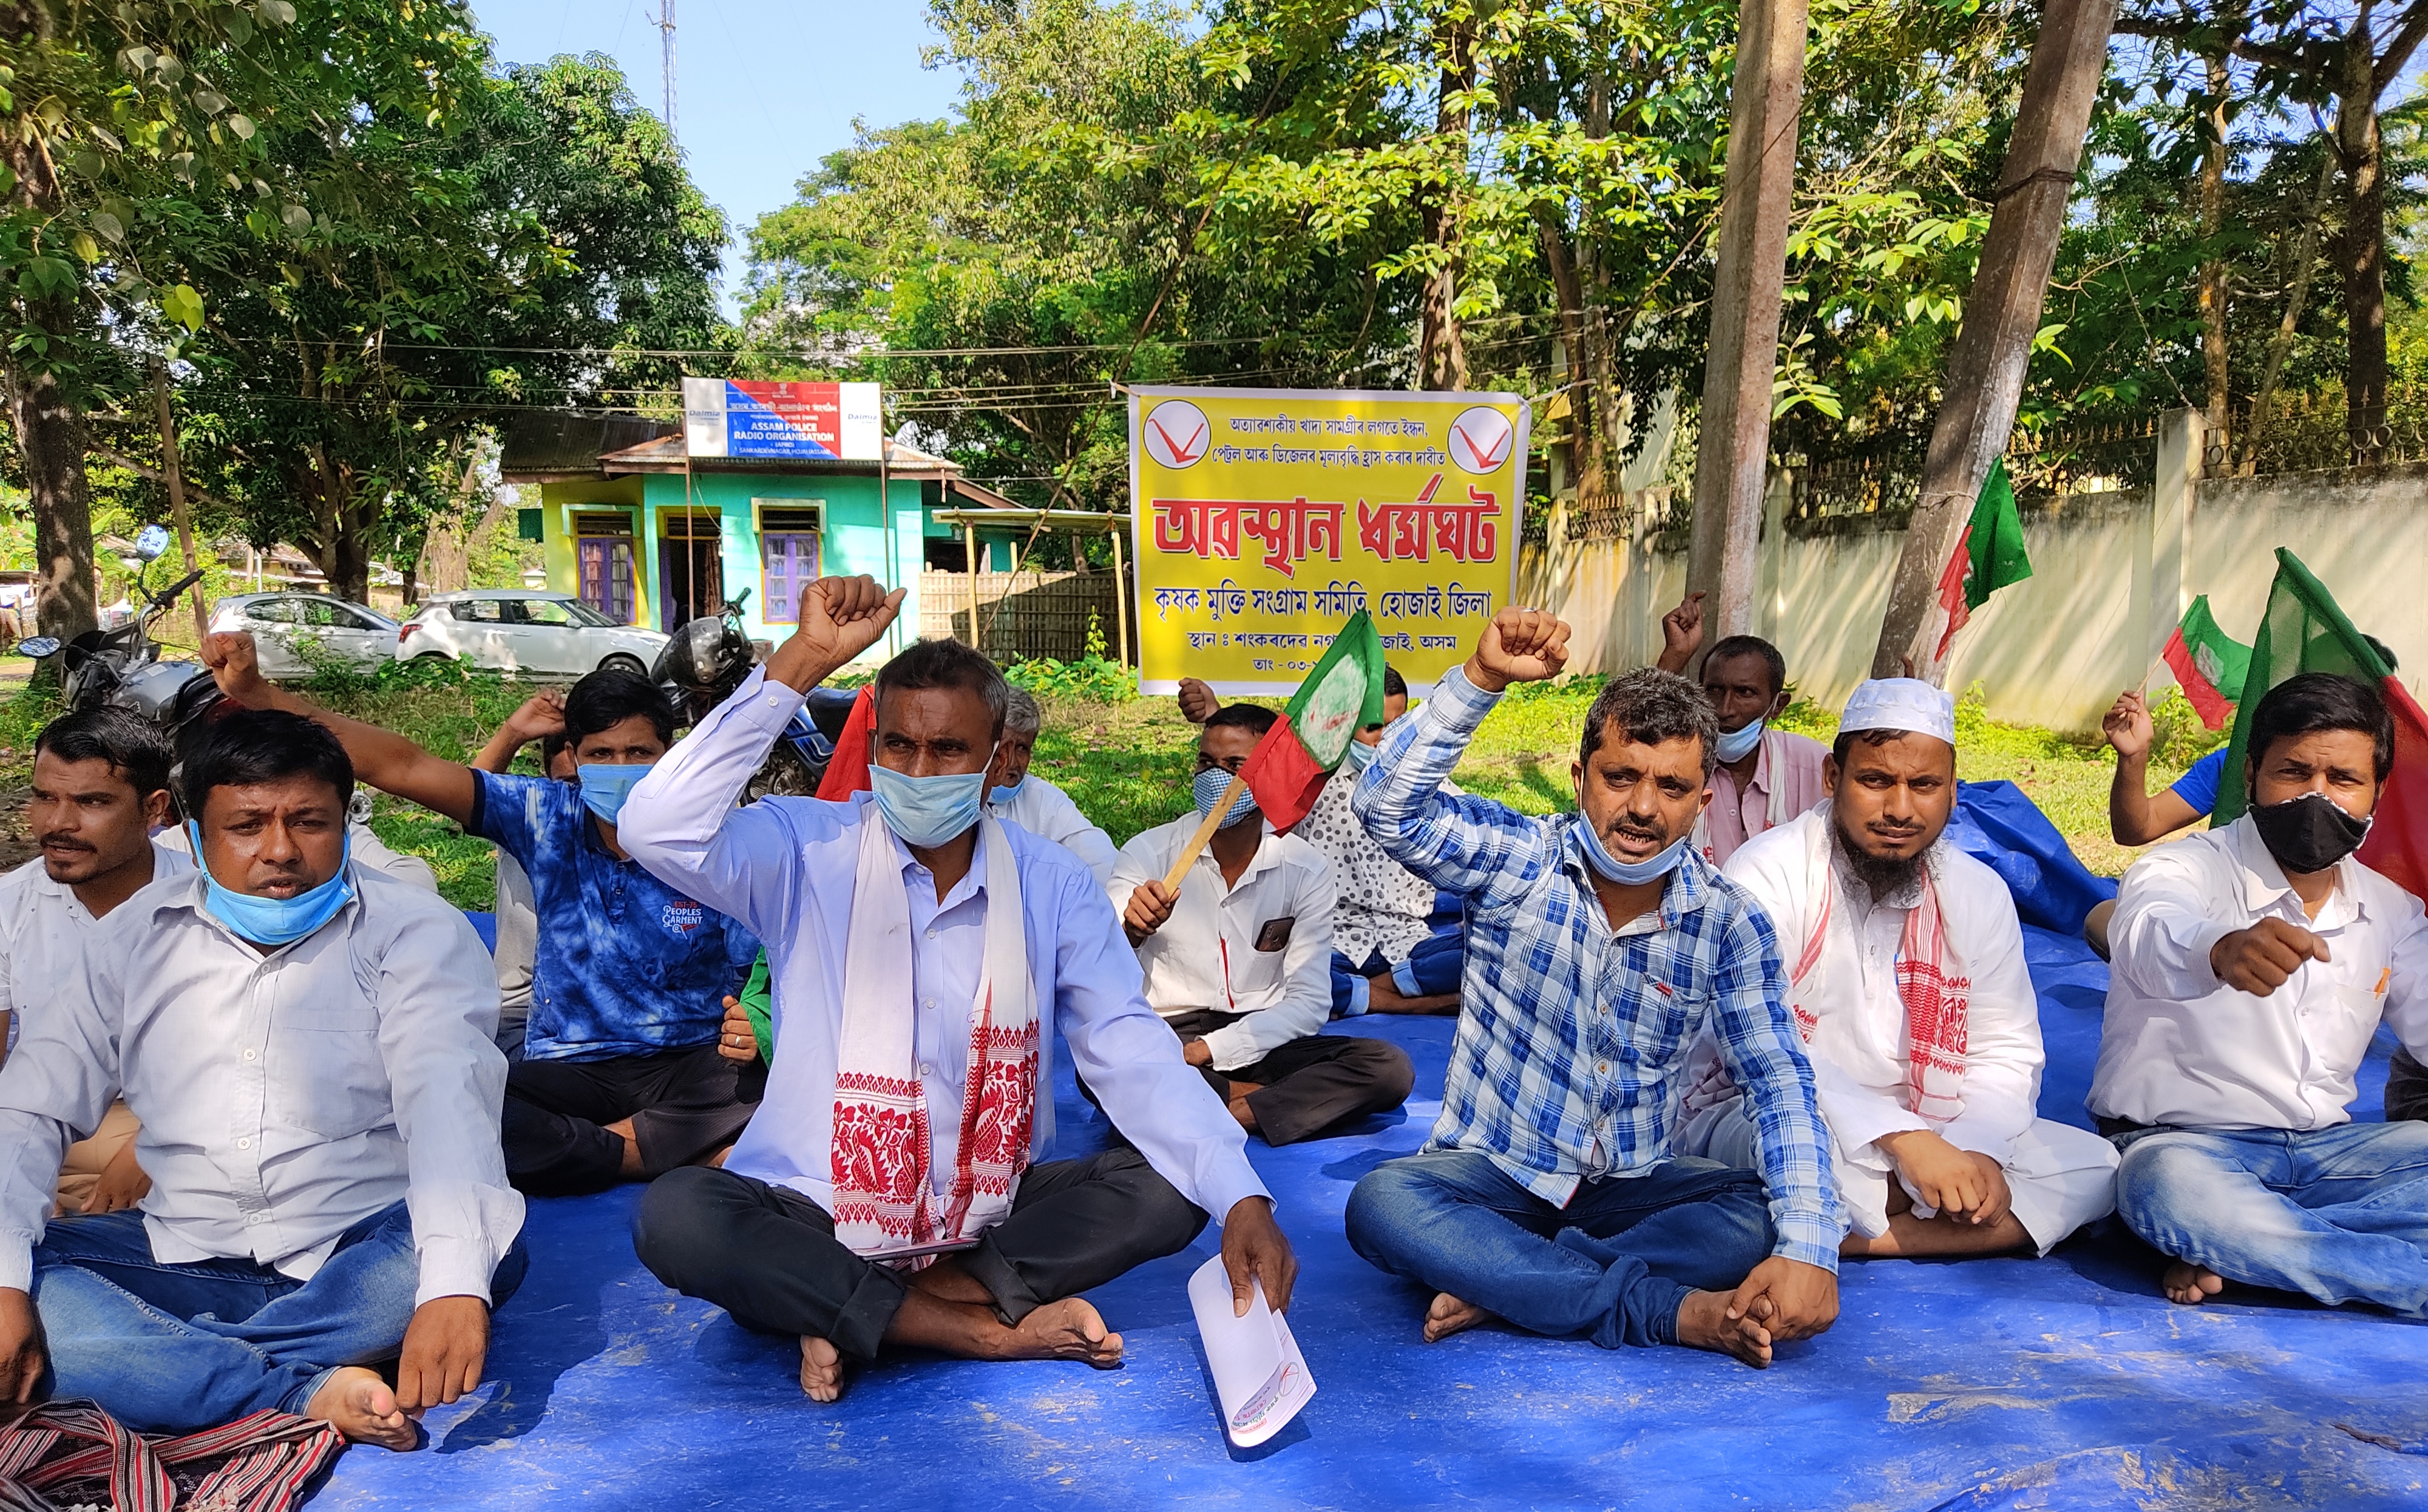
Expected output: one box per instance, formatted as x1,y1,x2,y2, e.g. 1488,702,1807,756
2358,676,2428,900
1933,524,1975,662
815,687,877,800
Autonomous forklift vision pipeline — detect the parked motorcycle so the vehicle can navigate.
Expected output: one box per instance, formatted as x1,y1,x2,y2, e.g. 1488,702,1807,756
650,588,859,793
16,526,224,739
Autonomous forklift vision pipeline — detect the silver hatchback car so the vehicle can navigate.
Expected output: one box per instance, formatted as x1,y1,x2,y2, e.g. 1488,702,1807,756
397,590,668,677
208,593,401,677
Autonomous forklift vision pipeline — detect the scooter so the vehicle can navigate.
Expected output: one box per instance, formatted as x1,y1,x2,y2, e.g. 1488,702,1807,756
651,588,859,792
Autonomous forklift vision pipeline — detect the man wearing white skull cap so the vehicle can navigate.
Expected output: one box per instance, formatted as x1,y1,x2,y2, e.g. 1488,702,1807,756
1679,678,2119,1258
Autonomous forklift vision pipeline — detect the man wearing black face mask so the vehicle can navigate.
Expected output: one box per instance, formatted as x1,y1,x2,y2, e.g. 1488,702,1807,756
2093,673,2428,1315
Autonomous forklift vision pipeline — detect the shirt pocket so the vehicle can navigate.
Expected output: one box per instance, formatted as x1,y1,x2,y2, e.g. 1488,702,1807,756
2325,963,2394,1078
271,1004,392,1138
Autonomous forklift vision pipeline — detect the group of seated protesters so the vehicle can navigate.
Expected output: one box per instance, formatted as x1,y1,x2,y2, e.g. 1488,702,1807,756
1,574,2426,1451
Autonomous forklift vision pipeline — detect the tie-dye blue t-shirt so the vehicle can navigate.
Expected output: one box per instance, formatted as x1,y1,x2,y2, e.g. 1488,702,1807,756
470,771,759,1062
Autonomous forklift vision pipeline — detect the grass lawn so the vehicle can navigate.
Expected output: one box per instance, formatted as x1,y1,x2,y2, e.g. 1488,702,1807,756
0,671,2222,912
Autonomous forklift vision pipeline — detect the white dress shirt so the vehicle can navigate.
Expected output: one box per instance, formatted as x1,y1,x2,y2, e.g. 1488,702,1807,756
991,775,1118,889
1724,807,2043,1164
1108,815,1335,1071
2093,813,2428,1130
0,843,193,1060
0,864,523,1306
617,668,1270,1226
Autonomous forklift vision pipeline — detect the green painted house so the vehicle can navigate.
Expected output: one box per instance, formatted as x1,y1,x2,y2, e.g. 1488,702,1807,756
498,410,1020,656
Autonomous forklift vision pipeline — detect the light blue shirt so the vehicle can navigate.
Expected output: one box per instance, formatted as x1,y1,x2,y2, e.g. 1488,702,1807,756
618,667,1270,1225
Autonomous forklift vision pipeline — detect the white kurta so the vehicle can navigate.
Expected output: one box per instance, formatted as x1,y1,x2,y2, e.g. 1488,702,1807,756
1689,807,2117,1254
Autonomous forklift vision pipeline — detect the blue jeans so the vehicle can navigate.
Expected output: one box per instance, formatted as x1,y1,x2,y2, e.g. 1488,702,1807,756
1345,1150,1774,1348
2112,1120,2428,1316
31,1200,529,1433
1331,931,1466,1016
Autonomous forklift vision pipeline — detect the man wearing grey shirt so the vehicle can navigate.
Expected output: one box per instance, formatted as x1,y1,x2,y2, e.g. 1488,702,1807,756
0,710,525,1449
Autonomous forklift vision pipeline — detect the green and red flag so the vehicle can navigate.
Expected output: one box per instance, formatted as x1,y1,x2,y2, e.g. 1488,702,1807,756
2214,548,2428,900
1935,457,2034,660
1236,608,1389,830
2161,595,2253,731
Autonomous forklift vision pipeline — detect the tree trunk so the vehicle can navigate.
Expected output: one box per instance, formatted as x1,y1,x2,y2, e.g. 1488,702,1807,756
1417,15,1477,392
1683,0,1810,641
2338,10,2389,458
0,11,98,646
2198,44,2233,427
3,342,98,644
1871,0,2117,681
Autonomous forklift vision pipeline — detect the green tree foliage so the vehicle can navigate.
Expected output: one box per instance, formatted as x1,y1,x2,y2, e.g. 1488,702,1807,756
118,43,726,603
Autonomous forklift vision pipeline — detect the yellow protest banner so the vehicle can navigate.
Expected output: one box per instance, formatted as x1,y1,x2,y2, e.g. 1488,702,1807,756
1128,385,1530,693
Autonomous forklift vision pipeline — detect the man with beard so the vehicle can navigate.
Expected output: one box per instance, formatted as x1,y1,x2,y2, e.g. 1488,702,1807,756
1341,610,1841,1369
1679,679,2118,1258
2095,673,2428,1314
0,711,187,1216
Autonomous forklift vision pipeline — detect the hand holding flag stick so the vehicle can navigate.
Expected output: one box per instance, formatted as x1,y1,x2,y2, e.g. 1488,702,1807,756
1156,611,1392,893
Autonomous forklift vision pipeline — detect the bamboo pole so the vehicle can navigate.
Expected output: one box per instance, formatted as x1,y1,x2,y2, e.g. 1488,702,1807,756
1109,522,1130,669
151,362,208,645
1159,770,1246,893
963,524,982,650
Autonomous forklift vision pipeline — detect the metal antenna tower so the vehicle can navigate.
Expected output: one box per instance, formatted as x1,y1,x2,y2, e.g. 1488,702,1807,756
656,0,677,146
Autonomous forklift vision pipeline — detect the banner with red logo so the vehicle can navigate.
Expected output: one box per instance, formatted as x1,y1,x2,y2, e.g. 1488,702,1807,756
1128,385,1528,694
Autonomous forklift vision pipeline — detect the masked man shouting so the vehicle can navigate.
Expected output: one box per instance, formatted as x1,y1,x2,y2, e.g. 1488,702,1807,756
619,576,1295,1403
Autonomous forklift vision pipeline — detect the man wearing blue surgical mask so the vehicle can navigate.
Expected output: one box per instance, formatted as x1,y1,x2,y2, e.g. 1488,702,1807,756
1111,705,1415,1146
983,688,1117,889
1652,592,1828,866
617,577,1295,1408
199,639,761,1197
1343,609,1842,1369
0,708,523,1448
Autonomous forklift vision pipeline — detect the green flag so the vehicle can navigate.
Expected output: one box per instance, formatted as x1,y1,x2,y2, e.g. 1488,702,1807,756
2212,549,2394,825
1235,609,1390,830
1935,458,2033,657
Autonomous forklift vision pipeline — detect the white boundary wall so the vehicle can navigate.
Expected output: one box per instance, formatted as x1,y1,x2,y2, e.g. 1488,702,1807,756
1519,409,2428,734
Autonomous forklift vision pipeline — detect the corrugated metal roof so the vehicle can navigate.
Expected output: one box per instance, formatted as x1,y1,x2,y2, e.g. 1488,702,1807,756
498,412,680,480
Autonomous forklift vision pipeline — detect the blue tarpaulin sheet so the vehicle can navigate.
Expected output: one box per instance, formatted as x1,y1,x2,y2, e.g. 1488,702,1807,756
316,809,2427,1511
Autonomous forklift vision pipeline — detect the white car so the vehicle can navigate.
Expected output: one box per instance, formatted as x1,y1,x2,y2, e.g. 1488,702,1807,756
209,593,400,677
397,590,668,677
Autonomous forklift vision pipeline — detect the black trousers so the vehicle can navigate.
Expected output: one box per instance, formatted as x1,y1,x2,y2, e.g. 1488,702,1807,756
503,1045,764,1196
2389,1046,2428,1124
631,1147,1207,1361
1162,1009,1414,1147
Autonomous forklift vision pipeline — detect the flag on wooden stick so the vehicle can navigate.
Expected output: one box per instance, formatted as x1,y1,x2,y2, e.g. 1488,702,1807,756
2214,548,2428,900
2160,595,2252,730
1935,458,2033,660
1159,611,1389,893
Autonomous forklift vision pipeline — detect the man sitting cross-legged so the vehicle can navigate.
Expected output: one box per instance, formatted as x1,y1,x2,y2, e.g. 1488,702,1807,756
1111,705,1416,1145
0,710,524,1446
618,577,1296,1404
1678,679,2119,1258
2094,672,2428,1313
0,710,191,1219
1343,610,1842,1368
986,688,1119,887
201,638,763,1194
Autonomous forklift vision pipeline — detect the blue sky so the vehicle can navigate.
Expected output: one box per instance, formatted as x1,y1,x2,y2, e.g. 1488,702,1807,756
469,0,966,309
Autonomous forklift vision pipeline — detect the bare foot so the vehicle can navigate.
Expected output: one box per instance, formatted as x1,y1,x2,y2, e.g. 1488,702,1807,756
798,1336,847,1402
1422,1292,1493,1342
1003,1298,1125,1368
305,1366,418,1450
2161,1260,2227,1306
1673,1289,1773,1369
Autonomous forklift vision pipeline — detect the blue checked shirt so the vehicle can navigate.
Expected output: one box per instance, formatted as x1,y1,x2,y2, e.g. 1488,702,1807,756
1352,665,1842,1272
